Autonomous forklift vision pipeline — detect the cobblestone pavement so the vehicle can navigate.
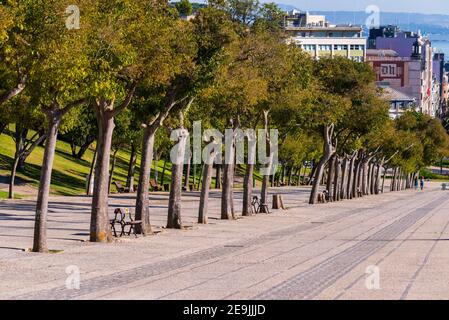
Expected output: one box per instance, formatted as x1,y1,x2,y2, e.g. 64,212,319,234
1,183,449,300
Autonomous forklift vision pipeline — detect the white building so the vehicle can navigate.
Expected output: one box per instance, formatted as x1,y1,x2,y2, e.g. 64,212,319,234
284,10,366,62
379,85,417,119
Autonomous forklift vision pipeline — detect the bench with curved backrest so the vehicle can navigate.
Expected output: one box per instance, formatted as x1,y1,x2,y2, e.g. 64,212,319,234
149,179,163,192
109,208,142,238
121,208,142,238
110,208,125,237
113,181,129,193
251,196,270,214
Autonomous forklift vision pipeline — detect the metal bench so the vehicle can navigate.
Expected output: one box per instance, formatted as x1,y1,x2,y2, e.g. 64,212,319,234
251,196,270,214
110,208,142,238
149,179,163,191
110,208,125,237
113,181,129,193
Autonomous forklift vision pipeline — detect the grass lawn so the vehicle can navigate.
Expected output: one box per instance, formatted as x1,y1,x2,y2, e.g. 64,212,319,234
0,189,23,199
0,130,176,196
0,129,275,197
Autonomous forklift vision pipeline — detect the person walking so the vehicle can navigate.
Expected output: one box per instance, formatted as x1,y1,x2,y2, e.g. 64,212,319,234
420,177,425,190
414,177,419,190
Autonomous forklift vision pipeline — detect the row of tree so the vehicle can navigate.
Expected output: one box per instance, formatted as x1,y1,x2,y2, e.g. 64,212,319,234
1,0,449,253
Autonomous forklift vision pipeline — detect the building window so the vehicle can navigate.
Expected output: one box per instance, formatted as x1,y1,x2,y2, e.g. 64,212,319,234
350,45,364,50
334,45,348,50
319,45,331,51
302,44,316,51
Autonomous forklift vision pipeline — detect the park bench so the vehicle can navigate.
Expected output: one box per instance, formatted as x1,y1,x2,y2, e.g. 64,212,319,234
109,208,142,238
109,208,125,237
182,184,198,192
251,196,270,214
113,181,130,193
149,179,163,192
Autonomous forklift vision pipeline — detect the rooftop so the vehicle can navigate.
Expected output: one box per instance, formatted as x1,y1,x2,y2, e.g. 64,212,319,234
379,85,416,102
367,49,399,57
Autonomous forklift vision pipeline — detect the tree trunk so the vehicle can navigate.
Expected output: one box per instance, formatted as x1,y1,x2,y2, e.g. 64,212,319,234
287,166,293,186
0,78,26,107
242,163,254,216
108,149,119,194
353,157,363,198
280,165,285,186
221,161,235,219
391,167,397,192
33,111,61,253
76,135,95,160
361,161,369,196
197,164,205,190
243,130,256,216
126,144,137,192
17,134,47,171
381,167,387,193
193,164,197,189
167,129,188,229
340,156,349,200
8,126,26,199
260,153,274,213
327,155,336,202
296,165,301,185
183,156,191,190
86,146,97,195
8,156,20,199
160,157,167,186
215,164,221,189
71,140,77,157
369,163,376,195
308,161,316,186
333,157,342,201
90,107,114,243
198,146,216,224
0,122,7,136
346,155,354,199
222,120,238,219
135,126,156,235
365,162,372,195
309,125,335,204
153,150,159,182
375,162,382,195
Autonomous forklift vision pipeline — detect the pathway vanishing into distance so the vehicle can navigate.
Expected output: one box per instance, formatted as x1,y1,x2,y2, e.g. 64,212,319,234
1,183,449,300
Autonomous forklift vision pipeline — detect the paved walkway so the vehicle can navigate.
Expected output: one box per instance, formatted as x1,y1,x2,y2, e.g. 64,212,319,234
1,183,449,300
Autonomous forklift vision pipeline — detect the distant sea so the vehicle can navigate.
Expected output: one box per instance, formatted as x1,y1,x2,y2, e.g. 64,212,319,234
427,34,449,61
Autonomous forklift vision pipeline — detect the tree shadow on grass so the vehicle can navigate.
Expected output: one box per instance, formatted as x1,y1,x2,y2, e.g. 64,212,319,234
0,152,86,195
0,152,13,171
54,149,91,167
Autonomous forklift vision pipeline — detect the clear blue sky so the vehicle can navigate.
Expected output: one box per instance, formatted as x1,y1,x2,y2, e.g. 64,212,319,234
270,0,449,15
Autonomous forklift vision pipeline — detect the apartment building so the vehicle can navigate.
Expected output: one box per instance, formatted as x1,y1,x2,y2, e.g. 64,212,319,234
368,27,438,117
284,10,366,62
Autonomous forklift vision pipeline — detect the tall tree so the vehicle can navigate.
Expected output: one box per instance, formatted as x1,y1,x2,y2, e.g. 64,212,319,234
26,0,90,252
86,0,188,241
